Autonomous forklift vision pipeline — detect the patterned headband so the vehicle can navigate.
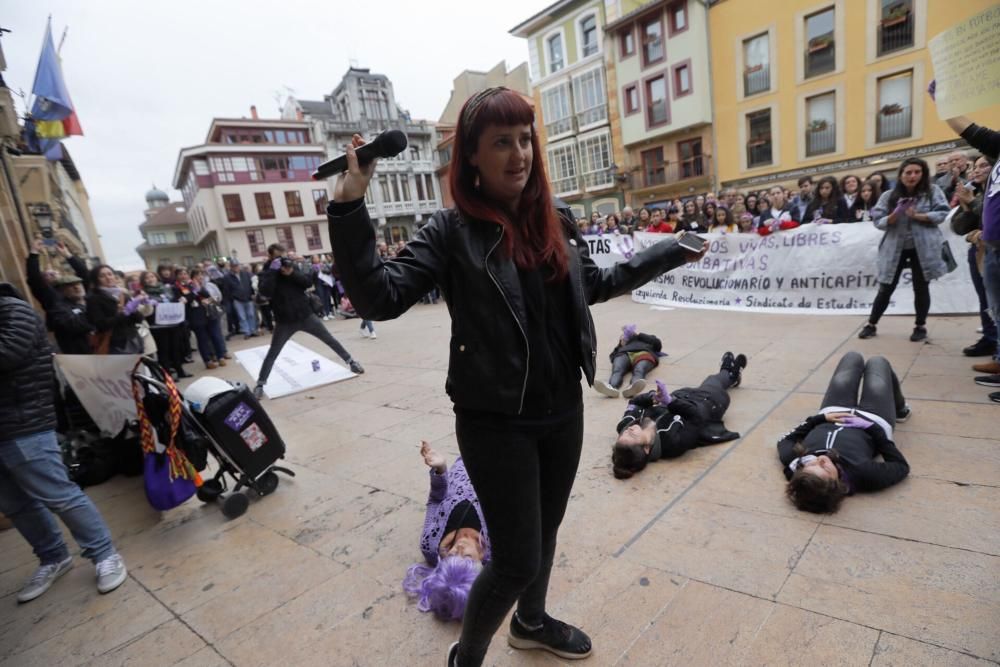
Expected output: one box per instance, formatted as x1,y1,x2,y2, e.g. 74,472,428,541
461,87,509,138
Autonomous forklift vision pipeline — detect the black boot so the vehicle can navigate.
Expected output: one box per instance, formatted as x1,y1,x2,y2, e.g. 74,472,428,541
721,352,747,387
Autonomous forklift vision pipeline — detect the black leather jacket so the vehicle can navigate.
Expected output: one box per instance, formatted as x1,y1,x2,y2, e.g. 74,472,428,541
328,201,687,415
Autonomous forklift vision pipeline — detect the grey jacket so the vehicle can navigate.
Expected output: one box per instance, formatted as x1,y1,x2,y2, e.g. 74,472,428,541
872,185,950,284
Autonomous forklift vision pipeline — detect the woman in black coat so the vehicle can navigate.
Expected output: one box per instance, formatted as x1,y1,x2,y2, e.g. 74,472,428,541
85,265,144,354
327,88,706,667
778,352,911,513
804,176,848,223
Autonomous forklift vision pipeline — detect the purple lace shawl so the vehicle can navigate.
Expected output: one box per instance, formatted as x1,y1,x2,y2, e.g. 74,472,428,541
419,457,491,566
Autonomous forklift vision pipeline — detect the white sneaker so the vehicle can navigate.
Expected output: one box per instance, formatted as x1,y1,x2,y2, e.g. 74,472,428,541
95,553,127,594
369,332,377,340
322,315,331,321
594,380,620,398
622,379,647,398
17,556,73,603
360,329,370,338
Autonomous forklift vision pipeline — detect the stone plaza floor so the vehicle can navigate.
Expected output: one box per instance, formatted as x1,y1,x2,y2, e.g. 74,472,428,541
0,297,997,666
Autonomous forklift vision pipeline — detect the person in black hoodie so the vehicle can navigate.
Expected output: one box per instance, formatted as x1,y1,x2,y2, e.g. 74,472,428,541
253,243,363,399
611,352,747,479
594,325,665,398
778,351,911,513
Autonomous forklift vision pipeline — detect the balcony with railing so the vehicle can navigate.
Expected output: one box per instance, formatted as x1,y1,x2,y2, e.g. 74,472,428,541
878,8,913,56
743,66,770,96
576,103,608,129
746,137,773,168
806,121,836,157
876,105,912,143
545,116,574,138
582,168,614,190
630,156,713,195
805,35,835,78
551,175,580,195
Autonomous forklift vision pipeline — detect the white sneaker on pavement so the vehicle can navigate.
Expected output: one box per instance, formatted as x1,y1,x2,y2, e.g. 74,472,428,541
369,332,377,340
360,329,370,338
95,553,127,594
17,556,73,603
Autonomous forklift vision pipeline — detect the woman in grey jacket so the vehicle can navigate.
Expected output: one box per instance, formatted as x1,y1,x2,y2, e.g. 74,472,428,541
858,158,950,342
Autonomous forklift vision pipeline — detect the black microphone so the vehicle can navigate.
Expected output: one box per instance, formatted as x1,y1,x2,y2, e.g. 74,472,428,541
311,129,408,180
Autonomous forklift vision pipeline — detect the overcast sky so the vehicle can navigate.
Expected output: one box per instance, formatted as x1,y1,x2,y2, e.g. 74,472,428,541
4,0,542,269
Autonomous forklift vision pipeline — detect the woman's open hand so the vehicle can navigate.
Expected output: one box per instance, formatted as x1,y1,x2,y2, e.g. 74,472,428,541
420,440,446,473
333,134,378,203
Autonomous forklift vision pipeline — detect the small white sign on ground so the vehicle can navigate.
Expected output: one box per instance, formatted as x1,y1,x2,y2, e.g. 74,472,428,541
234,340,356,399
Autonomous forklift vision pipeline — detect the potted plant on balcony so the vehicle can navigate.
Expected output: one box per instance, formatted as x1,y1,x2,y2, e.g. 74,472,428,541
747,135,770,148
881,3,910,27
744,63,763,74
808,34,833,53
808,119,829,132
880,103,903,116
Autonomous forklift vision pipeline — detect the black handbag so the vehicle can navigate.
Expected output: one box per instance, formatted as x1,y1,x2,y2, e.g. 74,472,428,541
941,241,958,274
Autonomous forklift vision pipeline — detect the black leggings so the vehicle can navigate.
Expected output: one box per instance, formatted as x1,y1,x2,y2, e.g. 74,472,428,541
868,248,930,326
454,407,584,667
609,354,655,388
820,352,905,426
256,314,353,385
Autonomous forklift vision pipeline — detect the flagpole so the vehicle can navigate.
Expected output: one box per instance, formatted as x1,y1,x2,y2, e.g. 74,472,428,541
57,26,68,55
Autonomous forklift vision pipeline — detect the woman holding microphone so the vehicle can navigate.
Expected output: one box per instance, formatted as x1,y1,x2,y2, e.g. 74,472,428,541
327,87,706,666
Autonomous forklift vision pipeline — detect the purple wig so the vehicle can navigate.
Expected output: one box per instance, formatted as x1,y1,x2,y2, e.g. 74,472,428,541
402,556,482,622
621,323,638,342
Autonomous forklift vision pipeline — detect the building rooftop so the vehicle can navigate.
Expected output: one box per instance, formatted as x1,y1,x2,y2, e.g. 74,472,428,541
140,202,187,229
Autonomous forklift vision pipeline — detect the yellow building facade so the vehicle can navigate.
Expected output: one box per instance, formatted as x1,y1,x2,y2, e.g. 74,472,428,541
708,0,998,190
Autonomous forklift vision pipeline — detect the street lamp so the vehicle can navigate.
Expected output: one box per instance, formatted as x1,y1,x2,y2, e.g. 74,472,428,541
28,203,54,238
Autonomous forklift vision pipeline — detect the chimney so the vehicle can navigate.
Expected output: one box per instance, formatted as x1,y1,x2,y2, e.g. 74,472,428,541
250,105,259,119
296,109,304,121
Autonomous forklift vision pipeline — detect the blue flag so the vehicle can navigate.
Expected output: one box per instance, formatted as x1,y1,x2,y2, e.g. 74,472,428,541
31,20,74,122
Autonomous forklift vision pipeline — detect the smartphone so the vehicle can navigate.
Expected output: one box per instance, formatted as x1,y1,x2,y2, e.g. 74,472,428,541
678,232,707,253
42,238,58,248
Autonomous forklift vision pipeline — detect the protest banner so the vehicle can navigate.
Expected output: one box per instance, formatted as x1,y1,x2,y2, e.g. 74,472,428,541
55,354,143,435
154,301,185,326
582,232,632,269
928,6,1000,119
629,219,977,315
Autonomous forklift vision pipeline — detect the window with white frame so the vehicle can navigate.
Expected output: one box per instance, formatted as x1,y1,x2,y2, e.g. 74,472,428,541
547,143,579,194
541,84,573,137
805,92,836,156
548,33,564,73
572,69,608,128
580,15,599,58
149,233,167,245
876,70,913,142
743,32,771,96
578,132,613,189
176,231,189,243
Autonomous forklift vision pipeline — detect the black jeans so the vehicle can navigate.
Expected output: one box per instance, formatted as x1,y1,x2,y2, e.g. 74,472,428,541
454,406,585,667
868,248,930,326
608,354,655,388
256,314,353,385
969,244,998,343
820,352,905,426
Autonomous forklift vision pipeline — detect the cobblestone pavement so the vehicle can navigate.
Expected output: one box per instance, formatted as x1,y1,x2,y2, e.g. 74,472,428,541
1,298,997,666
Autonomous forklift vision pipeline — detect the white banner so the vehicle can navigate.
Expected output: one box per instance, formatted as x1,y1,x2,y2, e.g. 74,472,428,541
55,354,143,436
234,340,357,399
154,301,185,326
628,217,977,315
583,232,632,269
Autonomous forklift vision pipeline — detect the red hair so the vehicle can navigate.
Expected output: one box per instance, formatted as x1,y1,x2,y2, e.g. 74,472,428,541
449,89,568,280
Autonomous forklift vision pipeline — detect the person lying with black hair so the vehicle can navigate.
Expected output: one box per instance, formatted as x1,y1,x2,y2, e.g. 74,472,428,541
612,352,746,479
778,351,911,513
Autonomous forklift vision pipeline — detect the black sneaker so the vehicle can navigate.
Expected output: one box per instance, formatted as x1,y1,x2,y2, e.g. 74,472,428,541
910,327,928,342
731,353,748,387
508,613,592,660
974,374,1000,388
963,337,996,357
349,360,365,374
896,404,912,423
989,392,1000,404
253,384,265,400
858,324,877,339
720,351,735,372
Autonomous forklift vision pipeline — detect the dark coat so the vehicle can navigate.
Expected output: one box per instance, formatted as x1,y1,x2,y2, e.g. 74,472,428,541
48,294,94,354
329,200,687,415
257,266,313,323
85,290,143,353
804,197,848,223
776,414,909,492
610,332,662,362
224,270,254,302
0,288,57,439
617,388,739,460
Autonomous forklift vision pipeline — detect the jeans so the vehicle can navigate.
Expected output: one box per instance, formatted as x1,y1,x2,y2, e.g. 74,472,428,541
608,354,655,389
191,320,228,363
316,282,334,317
968,245,998,344
984,246,1000,362
360,319,374,334
0,430,115,565
257,314,353,385
233,300,257,335
454,406,584,666
868,248,930,326
821,352,905,426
